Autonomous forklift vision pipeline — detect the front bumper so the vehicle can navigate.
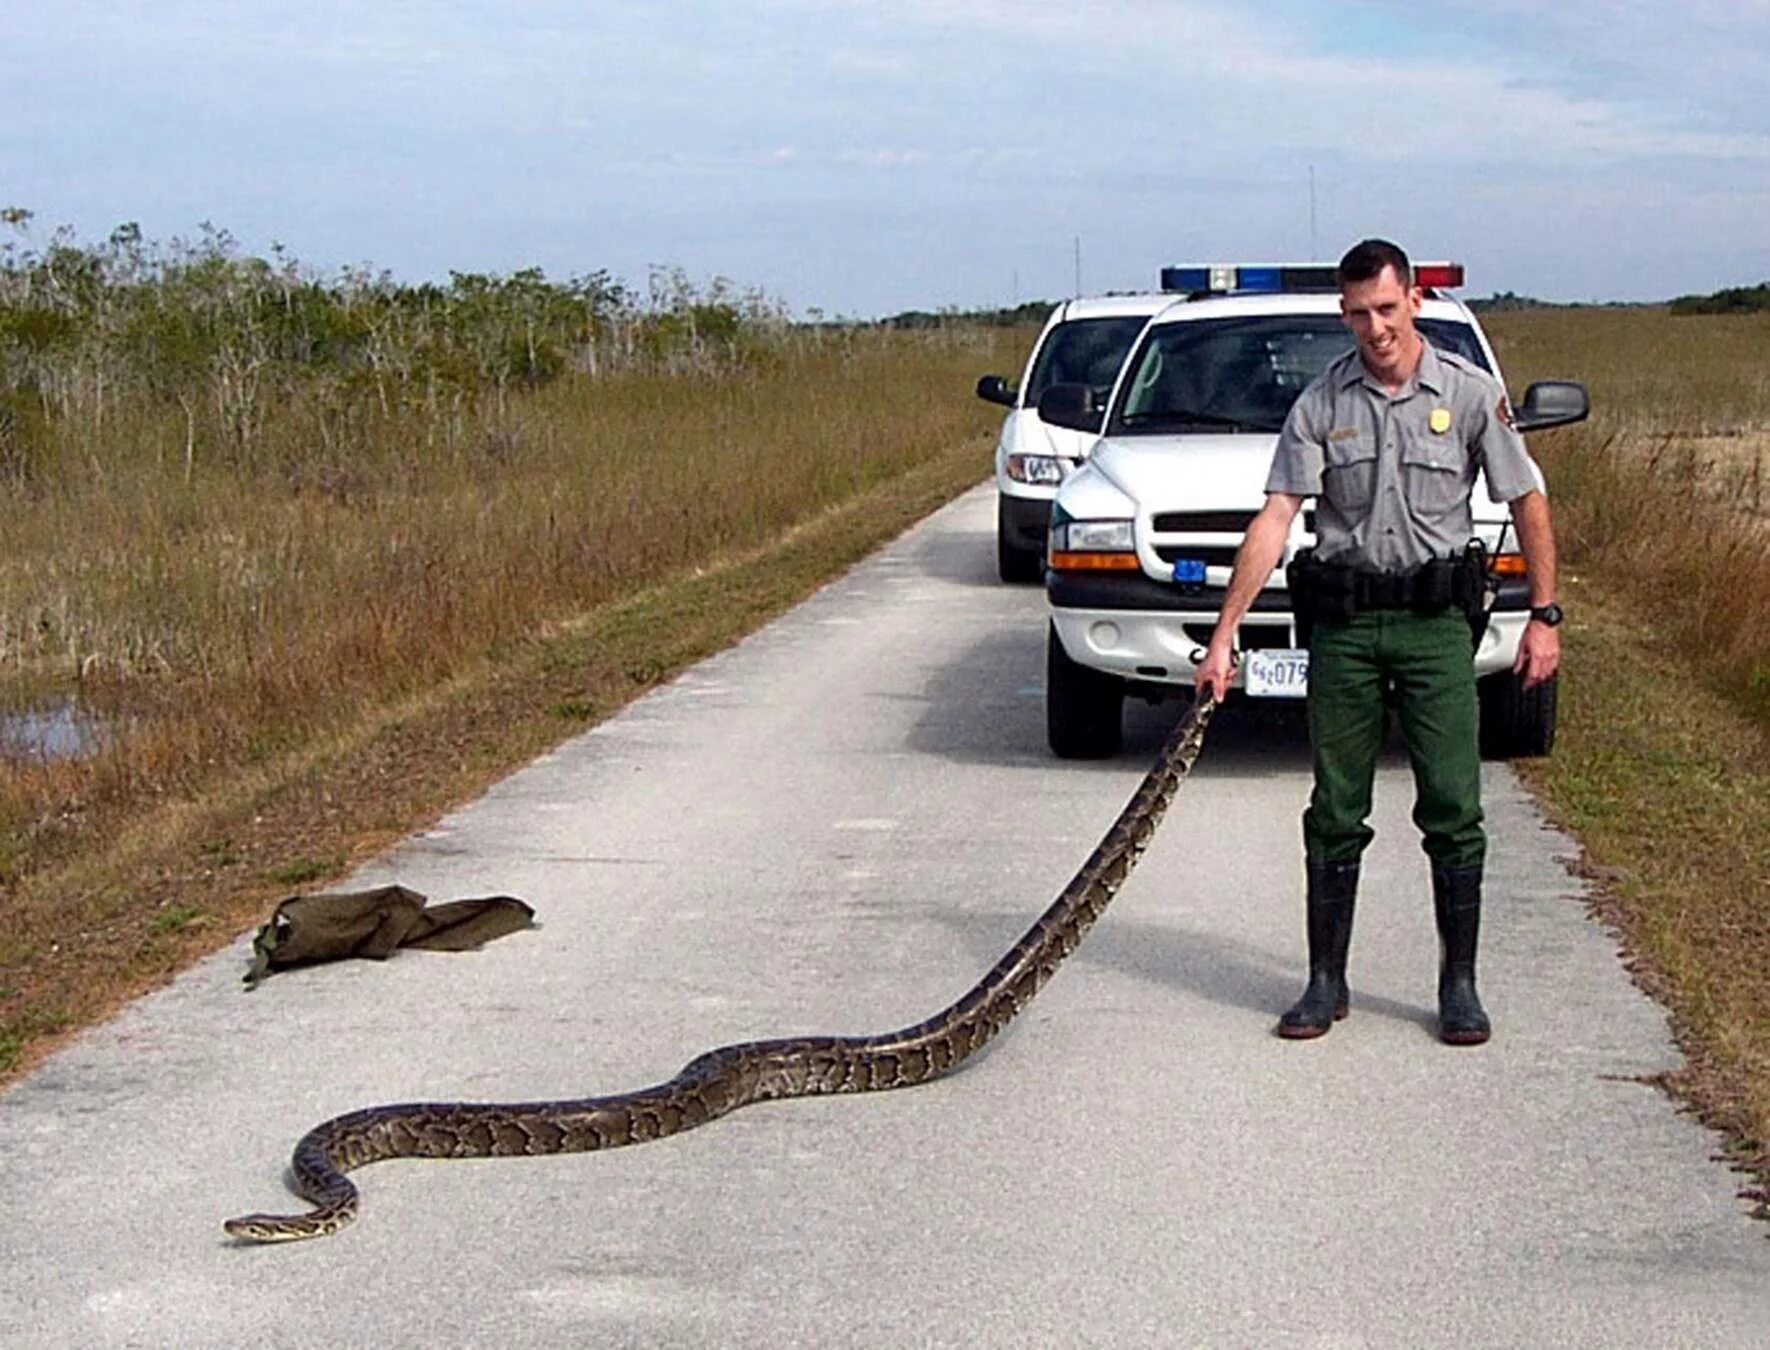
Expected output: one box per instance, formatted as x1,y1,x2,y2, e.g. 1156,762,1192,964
1048,576,1532,692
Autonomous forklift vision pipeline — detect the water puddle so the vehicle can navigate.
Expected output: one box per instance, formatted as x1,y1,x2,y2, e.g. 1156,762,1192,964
0,697,111,762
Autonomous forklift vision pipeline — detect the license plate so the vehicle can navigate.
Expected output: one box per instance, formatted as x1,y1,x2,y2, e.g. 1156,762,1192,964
1244,648,1309,698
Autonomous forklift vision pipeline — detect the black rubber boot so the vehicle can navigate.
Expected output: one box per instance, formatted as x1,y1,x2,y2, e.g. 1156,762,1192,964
1433,863,1492,1046
1278,860,1359,1039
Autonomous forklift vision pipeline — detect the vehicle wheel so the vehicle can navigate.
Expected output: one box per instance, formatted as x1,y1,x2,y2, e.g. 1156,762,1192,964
997,500,1043,584
1478,670,1557,759
1047,622,1124,758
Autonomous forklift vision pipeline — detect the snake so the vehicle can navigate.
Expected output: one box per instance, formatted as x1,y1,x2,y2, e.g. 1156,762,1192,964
224,696,1215,1242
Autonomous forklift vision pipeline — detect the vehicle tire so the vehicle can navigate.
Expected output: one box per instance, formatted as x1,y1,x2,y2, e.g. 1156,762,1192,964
1047,622,1124,758
997,499,1043,584
1477,670,1557,759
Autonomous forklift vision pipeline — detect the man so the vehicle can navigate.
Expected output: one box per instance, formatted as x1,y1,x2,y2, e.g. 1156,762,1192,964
1196,239,1561,1046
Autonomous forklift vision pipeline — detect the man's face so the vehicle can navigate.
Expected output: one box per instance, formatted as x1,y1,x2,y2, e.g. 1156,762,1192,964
1340,264,1424,383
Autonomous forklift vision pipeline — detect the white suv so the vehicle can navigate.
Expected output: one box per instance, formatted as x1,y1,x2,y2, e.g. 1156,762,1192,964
1038,263,1589,760
976,294,1172,582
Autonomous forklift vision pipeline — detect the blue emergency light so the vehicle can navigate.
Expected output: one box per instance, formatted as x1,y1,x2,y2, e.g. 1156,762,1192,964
1172,559,1208,585
1160,262,1465,294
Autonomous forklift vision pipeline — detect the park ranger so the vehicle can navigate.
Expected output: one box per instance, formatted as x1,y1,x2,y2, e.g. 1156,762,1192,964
1196,238,1563,1046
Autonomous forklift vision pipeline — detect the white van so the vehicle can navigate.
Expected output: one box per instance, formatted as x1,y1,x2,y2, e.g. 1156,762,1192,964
975,294,1173,582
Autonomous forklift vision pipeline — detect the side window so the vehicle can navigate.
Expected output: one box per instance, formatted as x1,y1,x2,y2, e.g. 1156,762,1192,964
1419,320,1490,371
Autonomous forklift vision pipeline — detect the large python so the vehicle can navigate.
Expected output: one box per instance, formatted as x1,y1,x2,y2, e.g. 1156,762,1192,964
225,696,1215,1242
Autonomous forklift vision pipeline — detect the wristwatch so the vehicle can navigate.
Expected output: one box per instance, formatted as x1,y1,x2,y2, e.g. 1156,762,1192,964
1528,602,1565,627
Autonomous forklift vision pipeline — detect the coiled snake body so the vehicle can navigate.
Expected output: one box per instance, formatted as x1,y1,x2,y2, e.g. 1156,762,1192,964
225,698,1214,1242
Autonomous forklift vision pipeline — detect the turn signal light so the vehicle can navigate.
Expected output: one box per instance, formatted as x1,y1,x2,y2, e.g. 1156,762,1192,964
1049,551,1141,572
1490,553,1527,576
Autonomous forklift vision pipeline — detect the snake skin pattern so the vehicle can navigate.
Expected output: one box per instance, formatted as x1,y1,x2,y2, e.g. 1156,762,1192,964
225,697,1215,1242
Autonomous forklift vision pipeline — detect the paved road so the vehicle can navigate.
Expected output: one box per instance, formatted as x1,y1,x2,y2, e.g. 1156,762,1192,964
2,485,1765,1348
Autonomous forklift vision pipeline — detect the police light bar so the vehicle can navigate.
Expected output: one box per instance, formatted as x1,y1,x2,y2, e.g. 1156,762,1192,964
1160,261,1465,293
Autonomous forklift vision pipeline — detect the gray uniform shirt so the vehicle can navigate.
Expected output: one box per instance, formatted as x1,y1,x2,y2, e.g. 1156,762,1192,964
1265,341,1543,572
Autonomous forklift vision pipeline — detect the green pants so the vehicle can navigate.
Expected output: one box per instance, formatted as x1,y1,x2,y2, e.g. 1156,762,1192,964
1303,609,1484,869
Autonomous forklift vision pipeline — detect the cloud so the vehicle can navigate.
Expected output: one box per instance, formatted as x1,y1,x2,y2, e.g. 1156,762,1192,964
5,0,1768,315
833,148,930,168
894,0,1770,164
825,47,908,76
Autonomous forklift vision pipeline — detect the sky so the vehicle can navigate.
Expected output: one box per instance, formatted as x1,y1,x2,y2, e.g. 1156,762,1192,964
3,0,1769,317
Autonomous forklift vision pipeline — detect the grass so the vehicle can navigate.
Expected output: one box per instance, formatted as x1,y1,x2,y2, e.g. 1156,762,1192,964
0,322,1019,1079
1484,308,1770,726
1484,307,1770,1217
149,904,211,935
1,325,1014,883
2,298,1767,1229
1515,577,1769,1217
265,855,344,887
1484,306,1770,433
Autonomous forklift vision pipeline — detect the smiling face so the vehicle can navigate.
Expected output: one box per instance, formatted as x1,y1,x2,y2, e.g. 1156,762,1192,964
1340,263,1425,388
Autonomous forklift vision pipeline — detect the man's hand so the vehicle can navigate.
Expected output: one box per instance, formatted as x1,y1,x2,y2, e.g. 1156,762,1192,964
1195,493,1303,703
1197,635,1237,703
1509,490,1560,691
1514,619,1560,689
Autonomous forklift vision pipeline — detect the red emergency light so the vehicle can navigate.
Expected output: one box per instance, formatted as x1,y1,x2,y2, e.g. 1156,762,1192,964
1414,262,1465,289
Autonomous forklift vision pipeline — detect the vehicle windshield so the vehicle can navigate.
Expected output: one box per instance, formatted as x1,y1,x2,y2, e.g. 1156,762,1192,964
1024,316,1150,405
1108,315,1489,434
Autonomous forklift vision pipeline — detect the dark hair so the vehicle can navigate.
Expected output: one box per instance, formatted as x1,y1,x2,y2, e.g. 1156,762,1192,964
1336,239,1411,288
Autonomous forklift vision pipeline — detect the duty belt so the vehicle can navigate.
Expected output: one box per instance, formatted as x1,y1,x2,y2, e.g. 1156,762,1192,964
1288,544,1479,619
1286,544,1493,643
1352,567,1444,610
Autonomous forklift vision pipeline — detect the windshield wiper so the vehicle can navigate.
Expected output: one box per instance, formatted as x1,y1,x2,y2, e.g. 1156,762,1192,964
1118,409,1263,432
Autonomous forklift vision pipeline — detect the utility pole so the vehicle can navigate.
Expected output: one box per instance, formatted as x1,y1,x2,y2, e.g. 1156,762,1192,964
1073,236,1082,297
1309,165,1319,261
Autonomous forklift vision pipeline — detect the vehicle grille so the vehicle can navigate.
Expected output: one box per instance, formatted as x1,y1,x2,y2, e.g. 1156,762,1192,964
1184,622,1295,650
1153,544,1241,568
1151,510,1257,532
1150,509,1318,533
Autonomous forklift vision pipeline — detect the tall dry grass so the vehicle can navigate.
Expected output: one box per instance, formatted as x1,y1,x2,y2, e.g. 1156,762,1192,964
0,323,1024,886
1484,307,1770,724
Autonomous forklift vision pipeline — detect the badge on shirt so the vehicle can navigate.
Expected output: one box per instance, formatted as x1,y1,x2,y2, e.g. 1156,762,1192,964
1429,407,1452,434
1327,426,1360,442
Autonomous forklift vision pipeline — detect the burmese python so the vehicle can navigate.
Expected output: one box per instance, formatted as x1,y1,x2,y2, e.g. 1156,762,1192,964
225,696,1215,1242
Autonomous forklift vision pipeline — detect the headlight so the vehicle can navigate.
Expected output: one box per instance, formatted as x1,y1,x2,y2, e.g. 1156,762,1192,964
1054,519,1135,552
1006,453,1065,485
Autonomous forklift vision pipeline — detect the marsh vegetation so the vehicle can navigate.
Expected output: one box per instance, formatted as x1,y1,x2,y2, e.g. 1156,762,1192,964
1,227,1765,1215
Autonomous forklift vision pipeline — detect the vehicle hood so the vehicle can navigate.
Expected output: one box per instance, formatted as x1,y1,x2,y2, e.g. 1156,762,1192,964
1087,433,1275,510
1086,429,1513,515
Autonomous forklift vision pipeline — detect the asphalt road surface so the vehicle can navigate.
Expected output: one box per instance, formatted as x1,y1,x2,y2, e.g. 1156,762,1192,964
3,485,1765,1348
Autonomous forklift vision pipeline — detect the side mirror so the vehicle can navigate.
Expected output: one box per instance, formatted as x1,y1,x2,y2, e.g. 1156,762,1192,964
975,374,1017,408
1513,380,1589,434
1036,382,1103,434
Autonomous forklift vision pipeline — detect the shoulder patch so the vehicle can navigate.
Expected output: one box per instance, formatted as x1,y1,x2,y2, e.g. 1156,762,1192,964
1496,394,1515,429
